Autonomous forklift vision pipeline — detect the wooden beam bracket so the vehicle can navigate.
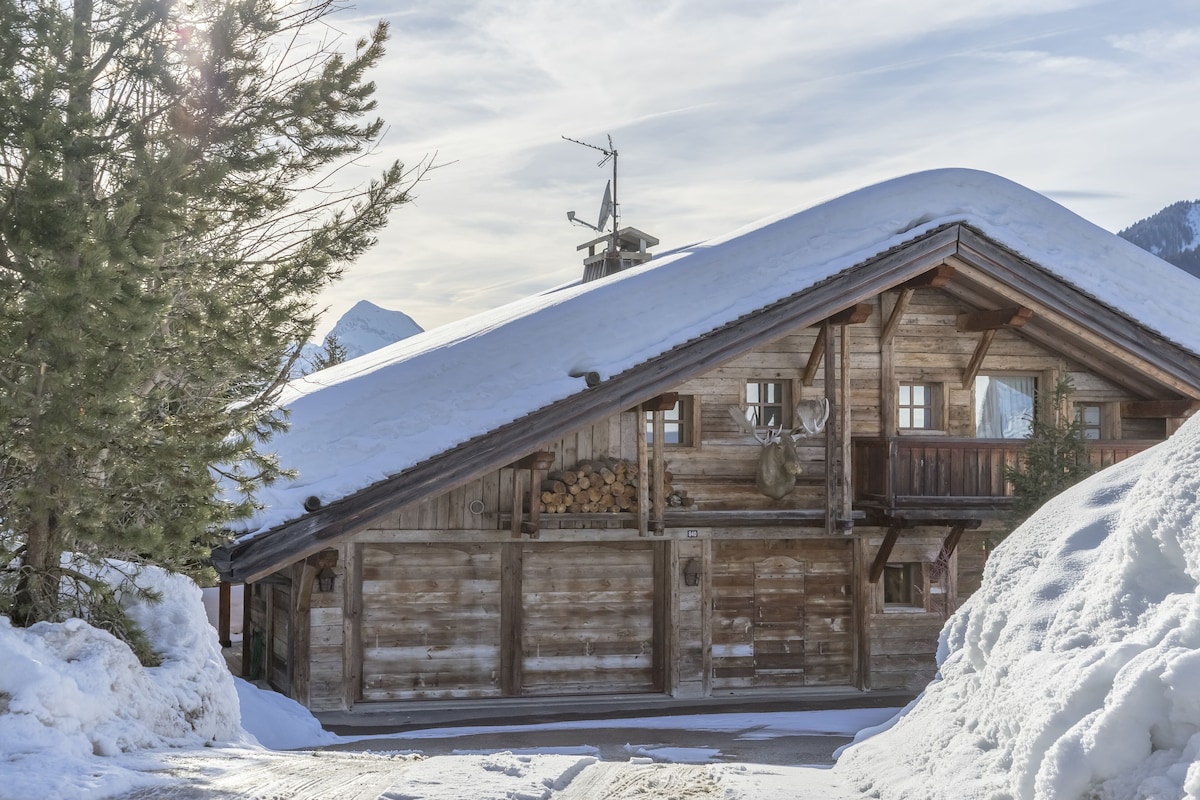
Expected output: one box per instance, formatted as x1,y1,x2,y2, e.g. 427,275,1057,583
868,525,906,583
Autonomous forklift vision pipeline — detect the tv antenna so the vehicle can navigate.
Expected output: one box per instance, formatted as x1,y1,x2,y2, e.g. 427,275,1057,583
564,134,619,248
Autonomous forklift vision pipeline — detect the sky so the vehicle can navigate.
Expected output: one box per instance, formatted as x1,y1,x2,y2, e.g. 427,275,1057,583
308,0,1200,336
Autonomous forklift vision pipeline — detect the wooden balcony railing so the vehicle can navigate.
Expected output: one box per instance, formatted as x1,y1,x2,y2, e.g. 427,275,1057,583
853,437,1155,508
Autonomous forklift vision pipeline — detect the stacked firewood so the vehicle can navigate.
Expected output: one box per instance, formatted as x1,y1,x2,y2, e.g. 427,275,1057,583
538,457,693,514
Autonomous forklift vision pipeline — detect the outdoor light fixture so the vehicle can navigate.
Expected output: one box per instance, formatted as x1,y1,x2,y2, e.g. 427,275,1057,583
683,558,701,587
317,566,336,593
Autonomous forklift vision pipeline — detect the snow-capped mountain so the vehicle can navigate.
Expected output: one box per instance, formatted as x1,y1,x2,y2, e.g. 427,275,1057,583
296,300,423,375
1118,199,1200,279
323,299,423,360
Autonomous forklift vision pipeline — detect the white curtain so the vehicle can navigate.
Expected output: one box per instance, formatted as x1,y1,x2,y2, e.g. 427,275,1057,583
976,376,1036,438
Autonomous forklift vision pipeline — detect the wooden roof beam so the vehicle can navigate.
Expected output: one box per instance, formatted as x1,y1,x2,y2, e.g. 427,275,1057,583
897,263,956,290
815,302,874,327
1121,399,1200,418
959,306,1033,389
641,392,679,412
803,303,873,387
880,287,914,346
957,306,1033,333
802,326,826,387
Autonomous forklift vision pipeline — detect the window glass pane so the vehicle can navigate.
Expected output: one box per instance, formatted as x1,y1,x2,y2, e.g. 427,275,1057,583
646,400,689,445
912,409,926,428
899,385,910,404
975,375,1036,438
912,385,926,404
1082,406,1100,425
899,408,912,428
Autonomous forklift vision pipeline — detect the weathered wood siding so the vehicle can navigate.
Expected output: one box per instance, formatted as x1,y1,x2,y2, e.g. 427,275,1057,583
520,541,659,695
710,538,853,689
273,280,1185,712
359,542,503,700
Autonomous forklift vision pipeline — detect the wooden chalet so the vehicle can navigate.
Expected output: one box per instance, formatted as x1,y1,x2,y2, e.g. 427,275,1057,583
211,169,1200,713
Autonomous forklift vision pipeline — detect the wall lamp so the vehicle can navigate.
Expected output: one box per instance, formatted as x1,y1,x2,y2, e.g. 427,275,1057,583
683,558,701,587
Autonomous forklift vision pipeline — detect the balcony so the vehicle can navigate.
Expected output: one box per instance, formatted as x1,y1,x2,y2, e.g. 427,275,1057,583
853,436,1155,519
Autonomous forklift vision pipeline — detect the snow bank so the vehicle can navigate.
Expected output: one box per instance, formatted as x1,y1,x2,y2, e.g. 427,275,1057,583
0,564,248,798
836,413,1200,799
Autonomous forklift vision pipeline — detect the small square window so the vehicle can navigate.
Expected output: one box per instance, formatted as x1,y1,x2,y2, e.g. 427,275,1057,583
898,382,938,430
1075,403,1102,440
646,397,695,446
746,381,789,428
883,563,926,608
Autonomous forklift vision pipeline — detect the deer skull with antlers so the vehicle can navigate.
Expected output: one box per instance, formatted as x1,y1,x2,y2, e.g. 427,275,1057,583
728,398,830,500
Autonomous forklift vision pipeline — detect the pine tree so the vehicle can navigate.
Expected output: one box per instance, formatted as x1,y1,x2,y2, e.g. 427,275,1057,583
0,0,418,637
310,333,349,372
1001,376,1096,538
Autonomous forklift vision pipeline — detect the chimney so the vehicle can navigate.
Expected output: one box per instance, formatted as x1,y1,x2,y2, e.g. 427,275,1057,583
578,227,660,282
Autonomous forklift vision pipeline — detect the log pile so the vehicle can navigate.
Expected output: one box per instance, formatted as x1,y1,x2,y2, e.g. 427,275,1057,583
538,457,693,514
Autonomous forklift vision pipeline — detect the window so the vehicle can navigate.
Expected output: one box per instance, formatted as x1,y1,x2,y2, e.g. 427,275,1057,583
883,563,926,609
1075,403,1102,440
975,375,1037,438
646,396,695,446
898,383,939,430
745,381,788,428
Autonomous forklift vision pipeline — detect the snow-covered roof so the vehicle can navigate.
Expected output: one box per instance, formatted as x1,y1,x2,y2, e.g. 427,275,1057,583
225,168,1200,540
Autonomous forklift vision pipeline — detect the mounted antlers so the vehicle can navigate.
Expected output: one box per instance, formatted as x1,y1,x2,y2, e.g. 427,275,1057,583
728,398,829,500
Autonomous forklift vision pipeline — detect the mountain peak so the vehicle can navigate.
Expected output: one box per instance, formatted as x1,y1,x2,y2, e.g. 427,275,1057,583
1118,199,1200,279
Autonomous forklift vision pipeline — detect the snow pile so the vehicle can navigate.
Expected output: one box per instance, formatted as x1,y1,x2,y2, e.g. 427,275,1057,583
234,677,341,750
228,168,1200,539
0,564,248,797
837,412,1200,799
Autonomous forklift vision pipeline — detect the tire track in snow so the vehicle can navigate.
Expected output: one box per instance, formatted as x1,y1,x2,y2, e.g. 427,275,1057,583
118,749,422,799
550,761,723,799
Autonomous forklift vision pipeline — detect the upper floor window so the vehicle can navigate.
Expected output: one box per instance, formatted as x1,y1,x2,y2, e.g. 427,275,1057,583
745,381,788,428
975,375,1036,438
898,382,939,430
1075,403,1102,440
646,396,695,446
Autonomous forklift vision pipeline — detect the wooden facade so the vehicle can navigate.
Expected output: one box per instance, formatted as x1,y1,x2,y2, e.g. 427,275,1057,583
216,222,1200,712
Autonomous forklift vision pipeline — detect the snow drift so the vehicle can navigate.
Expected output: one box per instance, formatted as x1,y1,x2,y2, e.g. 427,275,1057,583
0,565,247,797
837,412,1200,799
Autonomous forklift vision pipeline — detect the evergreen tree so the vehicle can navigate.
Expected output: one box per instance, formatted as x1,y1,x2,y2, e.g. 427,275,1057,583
0,0,417,636
310,333,349,372
1001,376,1096,537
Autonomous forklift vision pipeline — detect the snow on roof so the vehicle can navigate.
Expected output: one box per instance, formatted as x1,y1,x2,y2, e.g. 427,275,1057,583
834,411,1200,798
227,168,1200,537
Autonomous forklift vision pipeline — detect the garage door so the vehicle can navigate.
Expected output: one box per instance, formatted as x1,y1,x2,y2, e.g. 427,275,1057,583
360,542,502,700
521,541,660,695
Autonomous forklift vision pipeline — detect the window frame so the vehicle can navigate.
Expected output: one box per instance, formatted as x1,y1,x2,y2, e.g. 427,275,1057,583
974,373,1039,439
882,562,928,611
1074,402,1103,440
645,395,698,447
744,379,792,430
897,381,943,432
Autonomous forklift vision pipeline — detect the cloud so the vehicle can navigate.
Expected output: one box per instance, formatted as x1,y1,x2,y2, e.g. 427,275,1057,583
308,0,1200,335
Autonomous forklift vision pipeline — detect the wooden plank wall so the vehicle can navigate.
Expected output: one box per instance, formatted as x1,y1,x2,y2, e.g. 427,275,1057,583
709,538,853,689
359,542,503,700
520,541,657,694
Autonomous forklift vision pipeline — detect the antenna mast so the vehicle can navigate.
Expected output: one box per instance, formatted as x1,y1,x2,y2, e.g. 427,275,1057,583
563,134,618,254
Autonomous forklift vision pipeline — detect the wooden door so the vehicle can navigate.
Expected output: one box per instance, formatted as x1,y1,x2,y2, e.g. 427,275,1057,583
711,540,813,689
359,542,502,700
751,557,806,675
520,541,659,695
